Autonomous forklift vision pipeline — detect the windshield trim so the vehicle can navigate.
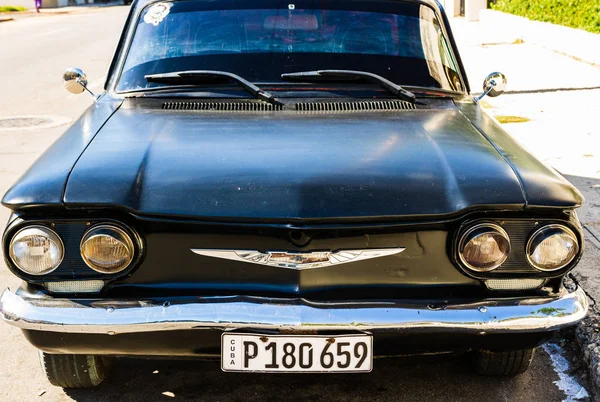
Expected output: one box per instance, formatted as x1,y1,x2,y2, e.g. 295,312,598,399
120,83,465,101
106,0,470,97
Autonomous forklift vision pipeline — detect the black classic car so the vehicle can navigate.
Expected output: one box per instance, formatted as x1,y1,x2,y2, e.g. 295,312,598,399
0,0,589,388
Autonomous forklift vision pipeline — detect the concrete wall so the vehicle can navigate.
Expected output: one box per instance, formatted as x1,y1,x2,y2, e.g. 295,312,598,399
0,0,32,9
0,0,89,9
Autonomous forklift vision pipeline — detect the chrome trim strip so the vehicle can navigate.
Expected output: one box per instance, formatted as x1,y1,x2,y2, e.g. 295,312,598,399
190,248,405,269
0,287,588,335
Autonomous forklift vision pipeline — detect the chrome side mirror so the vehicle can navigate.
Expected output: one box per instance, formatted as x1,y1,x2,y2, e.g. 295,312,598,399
475,72,507,102
63,67,96,99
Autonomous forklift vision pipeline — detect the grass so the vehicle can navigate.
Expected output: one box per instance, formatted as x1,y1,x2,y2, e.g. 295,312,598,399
491,0,600,34
495,115,531,123
0,5,27,12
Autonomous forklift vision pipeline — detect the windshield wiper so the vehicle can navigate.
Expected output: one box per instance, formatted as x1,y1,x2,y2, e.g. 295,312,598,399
281,70,416,103
145,70,280,105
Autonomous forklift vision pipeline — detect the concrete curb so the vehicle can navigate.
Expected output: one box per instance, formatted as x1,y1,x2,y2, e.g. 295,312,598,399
566,272,600,400
575,313,600,400
479,9,600,66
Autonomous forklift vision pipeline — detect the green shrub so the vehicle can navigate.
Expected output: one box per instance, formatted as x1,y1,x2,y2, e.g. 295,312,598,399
491,0,600,34
0,5,27,11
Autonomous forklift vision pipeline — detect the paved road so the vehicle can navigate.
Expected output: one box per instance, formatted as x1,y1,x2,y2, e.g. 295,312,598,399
56,354,565,402
0,7,596,401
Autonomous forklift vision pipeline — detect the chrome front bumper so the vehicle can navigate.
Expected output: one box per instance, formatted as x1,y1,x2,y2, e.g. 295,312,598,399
0,287,588,336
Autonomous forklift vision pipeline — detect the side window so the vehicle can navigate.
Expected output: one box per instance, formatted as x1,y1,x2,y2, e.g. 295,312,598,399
418,5,461,91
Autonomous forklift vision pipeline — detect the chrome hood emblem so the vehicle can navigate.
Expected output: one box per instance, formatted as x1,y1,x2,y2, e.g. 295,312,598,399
191,248,404,270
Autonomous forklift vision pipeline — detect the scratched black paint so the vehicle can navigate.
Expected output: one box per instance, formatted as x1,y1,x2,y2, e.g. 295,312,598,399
1,97,583,219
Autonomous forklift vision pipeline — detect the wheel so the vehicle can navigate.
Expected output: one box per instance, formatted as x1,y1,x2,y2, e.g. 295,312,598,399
473,348,535,376
39,352,111,388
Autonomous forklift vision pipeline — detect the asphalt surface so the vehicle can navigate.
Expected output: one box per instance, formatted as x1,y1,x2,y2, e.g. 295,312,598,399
60,354,565,402
0,6,595,401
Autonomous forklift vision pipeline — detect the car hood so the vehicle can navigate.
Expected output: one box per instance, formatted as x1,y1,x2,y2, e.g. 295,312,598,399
60,101,527,220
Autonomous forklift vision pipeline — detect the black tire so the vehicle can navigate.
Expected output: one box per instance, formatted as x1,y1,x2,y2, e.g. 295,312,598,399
39,352,111,388
473,348,535,376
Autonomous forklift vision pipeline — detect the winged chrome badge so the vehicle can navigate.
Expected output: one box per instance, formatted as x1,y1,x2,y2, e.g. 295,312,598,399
190,248,404,270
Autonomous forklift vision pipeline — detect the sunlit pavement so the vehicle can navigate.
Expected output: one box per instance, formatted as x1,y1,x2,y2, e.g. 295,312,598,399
451,17,600,181
0,7,597,401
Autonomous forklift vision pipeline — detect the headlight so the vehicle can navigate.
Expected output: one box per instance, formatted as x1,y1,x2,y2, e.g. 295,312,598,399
458,223,511,272
80,224,135,273
9,226,64,275
527,224,579,271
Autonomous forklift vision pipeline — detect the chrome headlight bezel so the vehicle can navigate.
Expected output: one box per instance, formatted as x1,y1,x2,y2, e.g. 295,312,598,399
526,224,580,272
8,225,65,276
458,222,511,273
3,219,143,284
80,224,136,274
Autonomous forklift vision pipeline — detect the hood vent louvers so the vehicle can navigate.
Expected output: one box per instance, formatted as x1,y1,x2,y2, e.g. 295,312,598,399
295,100,417,112
158,99,426,112
161,101,283,111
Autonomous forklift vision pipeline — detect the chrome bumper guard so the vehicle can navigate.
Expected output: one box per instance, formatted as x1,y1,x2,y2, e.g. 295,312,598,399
0,287,588,336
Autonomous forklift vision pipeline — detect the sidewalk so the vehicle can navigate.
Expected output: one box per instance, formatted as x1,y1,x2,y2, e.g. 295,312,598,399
478,10,600,67
451,11,600,397
451,14,600,93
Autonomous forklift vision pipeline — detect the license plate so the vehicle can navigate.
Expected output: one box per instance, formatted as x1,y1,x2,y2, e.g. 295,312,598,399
221,333,373,373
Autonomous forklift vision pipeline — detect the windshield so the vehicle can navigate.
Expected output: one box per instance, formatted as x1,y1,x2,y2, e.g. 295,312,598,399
116,0,463,93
